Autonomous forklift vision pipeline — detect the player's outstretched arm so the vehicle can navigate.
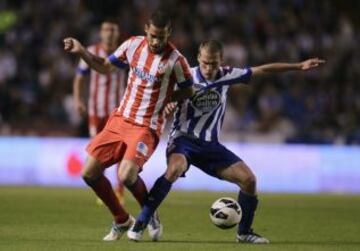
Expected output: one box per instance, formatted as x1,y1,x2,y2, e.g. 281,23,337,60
251,58,325,76
63,37,115,74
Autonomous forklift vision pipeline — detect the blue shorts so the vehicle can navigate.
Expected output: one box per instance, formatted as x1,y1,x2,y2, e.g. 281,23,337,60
166,135,242,179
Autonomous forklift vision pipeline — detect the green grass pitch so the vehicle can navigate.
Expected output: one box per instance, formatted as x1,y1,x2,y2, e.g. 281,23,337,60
0,187,359,251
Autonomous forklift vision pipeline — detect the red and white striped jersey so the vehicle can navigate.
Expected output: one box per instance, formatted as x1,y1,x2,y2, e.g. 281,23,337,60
108,36,193,135
77,43,127,119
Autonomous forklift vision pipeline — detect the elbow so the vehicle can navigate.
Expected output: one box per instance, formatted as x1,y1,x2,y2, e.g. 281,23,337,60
177,88,194,102
98,69,109,74
184,88,195,101
187,87,195,97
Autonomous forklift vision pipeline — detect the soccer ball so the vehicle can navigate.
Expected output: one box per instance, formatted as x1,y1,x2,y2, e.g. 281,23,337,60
210,197,242,229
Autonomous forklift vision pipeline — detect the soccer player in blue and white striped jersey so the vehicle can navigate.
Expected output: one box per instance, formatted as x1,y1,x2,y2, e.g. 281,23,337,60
128,40,325,243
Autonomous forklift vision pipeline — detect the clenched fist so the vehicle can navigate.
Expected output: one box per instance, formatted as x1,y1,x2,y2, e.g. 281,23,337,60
63,37,84,54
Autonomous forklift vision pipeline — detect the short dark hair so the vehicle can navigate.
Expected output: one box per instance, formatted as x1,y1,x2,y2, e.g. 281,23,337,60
149,10,171,29
199,40,223,56
101,18,119,27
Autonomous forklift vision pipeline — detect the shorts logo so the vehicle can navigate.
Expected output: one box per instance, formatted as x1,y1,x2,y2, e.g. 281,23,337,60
137,142,148,156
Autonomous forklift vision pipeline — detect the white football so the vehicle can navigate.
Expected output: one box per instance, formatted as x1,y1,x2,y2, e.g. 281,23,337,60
210,197,242,229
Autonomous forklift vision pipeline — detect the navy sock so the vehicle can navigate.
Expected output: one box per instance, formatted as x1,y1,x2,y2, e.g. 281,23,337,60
137,175,172,225
237,190,258,234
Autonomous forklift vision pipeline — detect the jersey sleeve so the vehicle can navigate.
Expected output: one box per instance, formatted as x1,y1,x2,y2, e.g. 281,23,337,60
224,66,252,84
108,38,132,68
173,56,193,89
200,66,252,91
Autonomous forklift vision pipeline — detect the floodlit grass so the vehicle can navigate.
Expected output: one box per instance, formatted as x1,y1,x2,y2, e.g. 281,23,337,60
0,187,359,251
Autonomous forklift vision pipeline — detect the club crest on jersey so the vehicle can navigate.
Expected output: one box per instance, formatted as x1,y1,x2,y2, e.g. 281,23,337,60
137,142,148,156
158,62,167,74
191,89,221,113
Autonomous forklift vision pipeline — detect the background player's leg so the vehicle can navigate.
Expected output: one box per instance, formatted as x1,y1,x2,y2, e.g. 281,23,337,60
216,161,258,234
82,156,129,224
137,153,187,225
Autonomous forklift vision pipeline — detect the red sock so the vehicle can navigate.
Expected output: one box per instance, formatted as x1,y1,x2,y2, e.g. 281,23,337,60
91,175,128,223
126,176,148,207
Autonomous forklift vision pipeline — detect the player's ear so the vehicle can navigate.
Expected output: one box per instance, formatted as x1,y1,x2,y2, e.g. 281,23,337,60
144,23,149,33
197,52,201,63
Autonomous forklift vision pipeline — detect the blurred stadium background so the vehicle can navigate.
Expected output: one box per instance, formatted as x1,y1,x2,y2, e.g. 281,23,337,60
1,0,360,143
0,0,359,192
1,1,360,250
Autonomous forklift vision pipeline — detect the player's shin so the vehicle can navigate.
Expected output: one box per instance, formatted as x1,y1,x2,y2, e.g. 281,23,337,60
125,176,148,207
137,175,172,225
83,175,129,223
237,190,258,234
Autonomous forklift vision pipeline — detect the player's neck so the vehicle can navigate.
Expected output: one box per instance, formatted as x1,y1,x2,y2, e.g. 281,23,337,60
199,68,220,82
205,76,216,82
202,72,217,82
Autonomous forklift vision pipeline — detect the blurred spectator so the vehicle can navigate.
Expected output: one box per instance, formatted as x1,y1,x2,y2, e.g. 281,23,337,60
0,0,359,144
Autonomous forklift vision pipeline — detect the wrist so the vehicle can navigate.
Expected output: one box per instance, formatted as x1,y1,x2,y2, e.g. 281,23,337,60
78,45,86,56
296,62,303,70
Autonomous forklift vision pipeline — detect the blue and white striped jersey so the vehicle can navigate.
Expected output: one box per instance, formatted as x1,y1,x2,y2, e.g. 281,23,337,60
170,66,252,142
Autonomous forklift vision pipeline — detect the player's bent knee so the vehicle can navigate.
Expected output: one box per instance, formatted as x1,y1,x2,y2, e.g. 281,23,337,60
118,160,139,185
242,173,257,193
82,175,101,187
165,167,183,183
165,156,187,183
81,157,104,181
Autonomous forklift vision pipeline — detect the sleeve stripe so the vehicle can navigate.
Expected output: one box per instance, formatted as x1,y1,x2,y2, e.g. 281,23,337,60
173,55,193,89
108,55,128,68
76,67,90,75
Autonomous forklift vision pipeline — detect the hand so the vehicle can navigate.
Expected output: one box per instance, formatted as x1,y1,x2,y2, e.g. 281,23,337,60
75,99,87,117
300,58,326,70
63,37,84,54
164,102,177,119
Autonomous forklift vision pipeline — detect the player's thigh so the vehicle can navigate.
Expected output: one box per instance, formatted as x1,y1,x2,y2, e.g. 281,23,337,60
216,161,256,187
82,155,106,178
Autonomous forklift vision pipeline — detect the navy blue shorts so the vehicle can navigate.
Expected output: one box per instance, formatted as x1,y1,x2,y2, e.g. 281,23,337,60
166,135,242,179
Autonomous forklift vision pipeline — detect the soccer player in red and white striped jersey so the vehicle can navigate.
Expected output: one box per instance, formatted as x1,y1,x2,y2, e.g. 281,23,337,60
108,34,193,135
73,20,127,205
64,10,194,241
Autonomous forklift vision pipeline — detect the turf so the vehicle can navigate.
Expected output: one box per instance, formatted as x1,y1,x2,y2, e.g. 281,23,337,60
0,187,359,251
